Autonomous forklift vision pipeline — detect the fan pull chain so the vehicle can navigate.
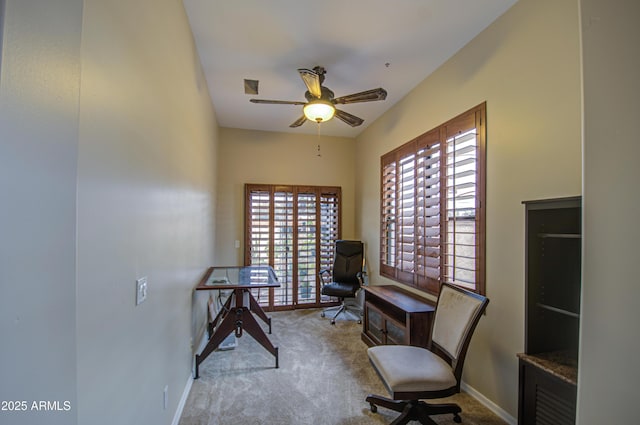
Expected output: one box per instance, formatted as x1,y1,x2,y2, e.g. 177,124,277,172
316,122,322,157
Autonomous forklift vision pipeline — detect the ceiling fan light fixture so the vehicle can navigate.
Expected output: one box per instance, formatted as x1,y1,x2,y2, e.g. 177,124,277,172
303,99,335,123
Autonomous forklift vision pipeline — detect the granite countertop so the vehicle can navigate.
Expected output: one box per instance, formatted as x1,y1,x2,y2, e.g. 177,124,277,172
517,351,578,386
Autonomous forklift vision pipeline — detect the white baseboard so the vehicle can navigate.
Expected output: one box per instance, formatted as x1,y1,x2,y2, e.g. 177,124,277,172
171,374,194,425
461,381,516,425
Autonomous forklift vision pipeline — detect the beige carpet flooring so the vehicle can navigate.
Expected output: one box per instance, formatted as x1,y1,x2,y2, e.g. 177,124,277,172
179,309,507,425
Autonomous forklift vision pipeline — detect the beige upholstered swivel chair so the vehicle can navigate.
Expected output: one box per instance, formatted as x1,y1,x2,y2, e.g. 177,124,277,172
366,283,489,425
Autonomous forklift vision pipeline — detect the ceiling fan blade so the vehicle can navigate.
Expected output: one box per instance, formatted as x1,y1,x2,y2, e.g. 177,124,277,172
289,115,307,128
333,88,387,104
334,109,364,127
250,99,306,105
298,68,322,99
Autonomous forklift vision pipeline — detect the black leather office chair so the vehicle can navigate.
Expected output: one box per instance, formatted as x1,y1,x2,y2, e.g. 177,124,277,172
318,240,364,325
366,283,489,424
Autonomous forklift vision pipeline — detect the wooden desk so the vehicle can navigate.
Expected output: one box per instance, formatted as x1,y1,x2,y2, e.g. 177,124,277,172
194,266,280,378
361,285,435,348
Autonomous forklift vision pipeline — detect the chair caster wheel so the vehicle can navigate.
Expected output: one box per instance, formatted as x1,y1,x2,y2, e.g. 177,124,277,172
453,414,462,423
369,403,377,413
321,312,325,318
357,319,362,324
330,319,336,325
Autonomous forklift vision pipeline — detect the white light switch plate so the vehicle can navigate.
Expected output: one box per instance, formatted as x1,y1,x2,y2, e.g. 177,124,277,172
136,277,148,305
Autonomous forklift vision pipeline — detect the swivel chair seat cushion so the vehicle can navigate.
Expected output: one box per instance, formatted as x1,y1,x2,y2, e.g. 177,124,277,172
368,345,457,393
321,281,359,298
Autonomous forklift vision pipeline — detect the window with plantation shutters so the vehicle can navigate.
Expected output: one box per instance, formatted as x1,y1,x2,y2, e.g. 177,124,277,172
245,184,341,310
380,103,486,295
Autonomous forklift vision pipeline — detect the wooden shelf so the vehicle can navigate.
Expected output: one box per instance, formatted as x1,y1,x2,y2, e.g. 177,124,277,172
537,303,580,319
520,196,581,425
538,233,581,239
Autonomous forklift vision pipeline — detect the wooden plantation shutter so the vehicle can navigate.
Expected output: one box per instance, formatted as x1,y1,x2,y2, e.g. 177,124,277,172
380,155,397,279
273,188,294,306
245,184,342,309
247,188,271,265
380,131,442,293
442,108,485,294
379,103,485,295
319,191,340,275
396,143,417,284
415,129,441,294
246,187,274,306
296,189,317,305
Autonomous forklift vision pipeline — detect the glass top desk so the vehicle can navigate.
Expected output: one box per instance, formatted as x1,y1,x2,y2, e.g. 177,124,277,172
194,266,280,378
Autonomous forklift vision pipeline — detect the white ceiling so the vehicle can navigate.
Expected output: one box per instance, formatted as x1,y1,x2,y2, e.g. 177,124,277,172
183,0,517,138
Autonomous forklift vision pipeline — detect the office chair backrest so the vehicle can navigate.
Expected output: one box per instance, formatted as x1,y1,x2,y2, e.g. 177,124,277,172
430,283,489,382
332,240,363,285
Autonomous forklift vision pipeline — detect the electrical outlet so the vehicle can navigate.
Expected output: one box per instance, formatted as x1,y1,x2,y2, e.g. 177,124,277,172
136,277,147,305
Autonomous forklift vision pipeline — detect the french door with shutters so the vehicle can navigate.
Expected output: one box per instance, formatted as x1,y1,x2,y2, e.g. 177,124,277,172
245,184,341,311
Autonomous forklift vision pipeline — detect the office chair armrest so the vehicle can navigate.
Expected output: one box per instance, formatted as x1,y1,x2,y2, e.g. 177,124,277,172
318,269,331,286
356,271,366,287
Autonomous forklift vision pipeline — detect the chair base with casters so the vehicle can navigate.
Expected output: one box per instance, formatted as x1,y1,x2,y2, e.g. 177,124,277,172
320,295,362,325
365,395,462,425
365,283,489,425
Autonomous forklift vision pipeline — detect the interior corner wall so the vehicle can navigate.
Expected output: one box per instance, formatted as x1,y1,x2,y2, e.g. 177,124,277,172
75,0,218,424
578,0,640,423
355,0,582,418
0,1,82,424
215,127,357,266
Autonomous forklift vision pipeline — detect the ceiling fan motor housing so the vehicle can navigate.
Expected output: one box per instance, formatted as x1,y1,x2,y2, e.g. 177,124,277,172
305,87,334,102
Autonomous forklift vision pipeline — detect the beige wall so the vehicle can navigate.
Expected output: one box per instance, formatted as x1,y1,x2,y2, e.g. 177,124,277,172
355,0,582,418
74,0,217,425
578,0,640,423
215,127,357,265
1,0,219,424
75,1,219,424
0,1,82,424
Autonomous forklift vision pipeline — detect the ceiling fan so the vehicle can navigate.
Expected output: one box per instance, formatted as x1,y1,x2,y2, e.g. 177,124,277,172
249,66,387,128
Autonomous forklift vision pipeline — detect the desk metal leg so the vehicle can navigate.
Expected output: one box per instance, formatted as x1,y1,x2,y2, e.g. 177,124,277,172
207,294,233,338
194,310,237,379
195,305,279,378
238,306,279,368
249,291,272,334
